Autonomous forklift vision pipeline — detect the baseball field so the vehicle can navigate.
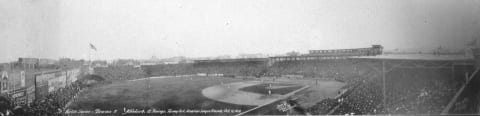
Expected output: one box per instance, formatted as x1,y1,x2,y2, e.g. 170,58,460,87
67,76,345,115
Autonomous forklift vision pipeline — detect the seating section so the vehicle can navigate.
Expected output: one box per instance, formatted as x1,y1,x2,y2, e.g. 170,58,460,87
140,59,471,115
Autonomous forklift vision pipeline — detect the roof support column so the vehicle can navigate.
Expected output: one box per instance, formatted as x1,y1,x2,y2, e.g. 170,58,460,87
382,60,387,113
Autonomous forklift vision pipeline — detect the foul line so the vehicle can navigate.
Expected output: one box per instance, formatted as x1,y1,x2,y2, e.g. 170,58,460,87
441,66,480,115
235,85,310,116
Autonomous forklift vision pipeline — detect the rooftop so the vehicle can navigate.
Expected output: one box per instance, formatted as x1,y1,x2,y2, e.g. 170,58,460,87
350,54,473,61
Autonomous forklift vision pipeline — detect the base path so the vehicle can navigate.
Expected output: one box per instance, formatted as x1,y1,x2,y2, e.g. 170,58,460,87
202,81,283,106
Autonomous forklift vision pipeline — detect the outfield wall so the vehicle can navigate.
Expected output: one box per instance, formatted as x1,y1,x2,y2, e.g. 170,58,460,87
34,68,82,101
0,67,82,106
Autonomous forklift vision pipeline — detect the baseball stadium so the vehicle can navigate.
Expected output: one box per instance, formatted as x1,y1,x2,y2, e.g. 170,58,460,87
3,45,475,115
2,0,480,115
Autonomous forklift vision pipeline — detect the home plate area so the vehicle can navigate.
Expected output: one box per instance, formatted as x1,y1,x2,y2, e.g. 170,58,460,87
202,81,304,106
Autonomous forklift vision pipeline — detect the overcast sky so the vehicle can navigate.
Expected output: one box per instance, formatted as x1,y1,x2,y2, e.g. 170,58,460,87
1,0,479,62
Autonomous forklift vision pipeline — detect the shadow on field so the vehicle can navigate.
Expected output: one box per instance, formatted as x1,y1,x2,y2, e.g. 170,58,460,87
68,76,256,115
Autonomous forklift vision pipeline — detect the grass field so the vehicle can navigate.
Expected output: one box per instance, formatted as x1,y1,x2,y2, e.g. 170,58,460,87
67,76,345,115
68,76,255,115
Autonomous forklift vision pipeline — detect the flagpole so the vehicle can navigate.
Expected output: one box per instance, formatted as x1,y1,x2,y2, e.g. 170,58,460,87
89,44,92,74
89,47,91,65
88,48,92,74
88,43,98,74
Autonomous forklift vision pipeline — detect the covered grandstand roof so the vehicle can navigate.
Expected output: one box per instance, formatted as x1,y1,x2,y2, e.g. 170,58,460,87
350,54,473,61
194,58,268,63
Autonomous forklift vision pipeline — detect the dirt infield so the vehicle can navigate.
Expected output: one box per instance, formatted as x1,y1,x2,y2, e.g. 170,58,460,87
202,79,346,107
202,81,281,106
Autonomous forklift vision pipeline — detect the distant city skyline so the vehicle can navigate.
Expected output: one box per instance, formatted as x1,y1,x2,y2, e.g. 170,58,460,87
1,0,480,63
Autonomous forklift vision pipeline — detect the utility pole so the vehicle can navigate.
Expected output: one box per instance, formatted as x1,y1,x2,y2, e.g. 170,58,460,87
382,60,387,114
88,48,92,74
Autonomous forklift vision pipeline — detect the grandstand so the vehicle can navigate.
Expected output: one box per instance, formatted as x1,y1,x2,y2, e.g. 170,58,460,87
93,65,146,81
143,45,383,78
440,47,480,115
307,45,383,56
269,45,383,66
193,58,268,77
141,63,193,76
321,54,475,115
134,45,480,115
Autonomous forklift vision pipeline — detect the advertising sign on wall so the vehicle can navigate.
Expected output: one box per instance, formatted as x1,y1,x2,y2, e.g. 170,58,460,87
35,71,56,99
66,69,80,85
48,71,67,92
26,86,35,105
9,88,27,106
35,72,55,87
20,71,25,87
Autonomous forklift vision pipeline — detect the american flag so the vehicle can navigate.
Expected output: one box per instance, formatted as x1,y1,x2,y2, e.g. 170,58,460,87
89,43,97,51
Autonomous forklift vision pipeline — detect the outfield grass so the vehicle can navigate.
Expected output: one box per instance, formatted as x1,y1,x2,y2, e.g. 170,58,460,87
68,76,255,114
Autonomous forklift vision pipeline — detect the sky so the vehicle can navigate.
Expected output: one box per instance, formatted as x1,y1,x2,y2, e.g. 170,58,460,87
1,0,480,62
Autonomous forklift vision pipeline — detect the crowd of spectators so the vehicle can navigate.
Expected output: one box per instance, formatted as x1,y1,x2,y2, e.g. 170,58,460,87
12,59,462,115
94,65,147,81
0,70,127,116
141,64,194,76
382,68,462,114
268,60,357,78
329,64,467,115
140,61,267,77
333,77,384,115
294,60,471,115
0,95,13,116
137,59,472,115
193,61,267,77
307,98,338,114
0,82,88,116
12,65,154,116
142,59,362,78
25,82,85,116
